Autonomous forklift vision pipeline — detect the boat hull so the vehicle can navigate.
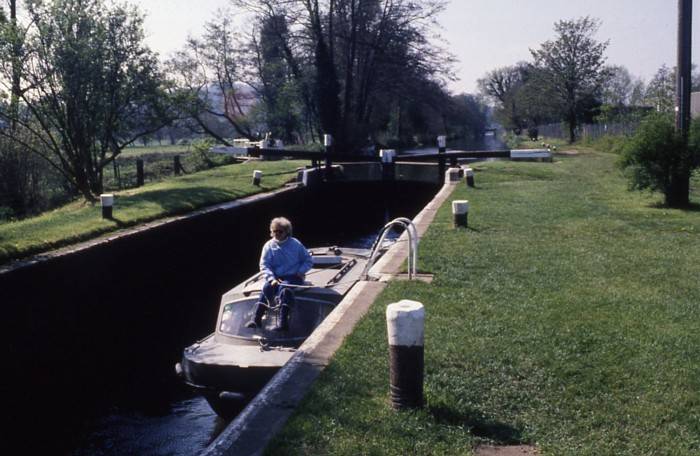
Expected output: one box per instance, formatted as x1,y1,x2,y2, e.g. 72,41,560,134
177,246,374,417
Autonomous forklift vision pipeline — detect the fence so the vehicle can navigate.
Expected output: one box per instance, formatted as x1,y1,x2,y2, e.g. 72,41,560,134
536,121,640,141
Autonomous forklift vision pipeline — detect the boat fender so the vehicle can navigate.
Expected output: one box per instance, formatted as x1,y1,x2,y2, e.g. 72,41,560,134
219,391,246,402
174,362,183,377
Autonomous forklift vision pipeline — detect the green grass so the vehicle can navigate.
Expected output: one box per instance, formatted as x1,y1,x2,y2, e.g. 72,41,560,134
267,150,700,455
120,143,194,157
0,160,305,265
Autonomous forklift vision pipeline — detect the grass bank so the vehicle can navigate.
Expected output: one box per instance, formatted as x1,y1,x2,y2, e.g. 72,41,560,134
268,150,700,455
0,160,305,266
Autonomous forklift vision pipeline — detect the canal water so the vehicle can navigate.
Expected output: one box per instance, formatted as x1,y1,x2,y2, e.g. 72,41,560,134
1,180,438,455
402,132,506,155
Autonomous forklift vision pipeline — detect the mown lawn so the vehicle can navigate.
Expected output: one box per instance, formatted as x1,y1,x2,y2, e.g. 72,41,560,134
0,160,305,265
267,150,700,455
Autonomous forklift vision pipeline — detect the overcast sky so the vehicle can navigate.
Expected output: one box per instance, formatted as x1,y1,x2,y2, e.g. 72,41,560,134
137,0,700,94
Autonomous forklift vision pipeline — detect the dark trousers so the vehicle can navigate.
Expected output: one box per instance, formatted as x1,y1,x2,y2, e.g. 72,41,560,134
258,275,303,310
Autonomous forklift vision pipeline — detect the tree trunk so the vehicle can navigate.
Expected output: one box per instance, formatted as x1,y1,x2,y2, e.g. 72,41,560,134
666,172,691,207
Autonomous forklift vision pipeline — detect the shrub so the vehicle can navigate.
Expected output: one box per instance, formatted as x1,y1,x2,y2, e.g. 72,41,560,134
590,134,628,155
527,127,539,140
619,114,697,207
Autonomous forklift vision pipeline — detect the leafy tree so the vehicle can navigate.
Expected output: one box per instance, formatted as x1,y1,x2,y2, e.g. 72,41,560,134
0,0,168,201
601,65,633,107
478,63,560,135
477,63,528,132
620,113,697,207
445,93,488,140
530,16,609,143
629,78,647,107
252,14,305,143
230,0,454,151
167,15,258,145
644,64,676,113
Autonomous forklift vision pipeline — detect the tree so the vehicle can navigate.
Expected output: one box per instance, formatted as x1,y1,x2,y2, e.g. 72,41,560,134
629,78,647,107
530,16,609,143
601,65,633,107
230,0,454,151
478,63,560,134
477,63,528,132
167,14,259,145
644,64,676,113
252,13,306,143
0,0,168,201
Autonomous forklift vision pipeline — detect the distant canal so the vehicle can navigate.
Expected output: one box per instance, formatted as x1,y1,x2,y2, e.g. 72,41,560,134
402,131,506,155
1,180,439,455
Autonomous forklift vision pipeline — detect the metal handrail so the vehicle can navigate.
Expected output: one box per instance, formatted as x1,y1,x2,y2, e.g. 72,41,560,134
363,218,418,280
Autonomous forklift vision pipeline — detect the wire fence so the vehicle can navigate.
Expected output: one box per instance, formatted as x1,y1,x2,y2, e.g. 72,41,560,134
536,121,640,141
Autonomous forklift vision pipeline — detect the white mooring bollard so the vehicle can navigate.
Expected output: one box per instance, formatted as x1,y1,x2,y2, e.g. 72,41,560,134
252,170,262,186
100,193,114,219
446,167,461,183
464,167,475,187
301,169,311,187
386,300,425,409
452,200,469,228
379,149,396,163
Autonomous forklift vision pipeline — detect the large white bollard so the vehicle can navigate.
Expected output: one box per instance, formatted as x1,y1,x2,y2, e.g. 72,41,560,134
386,299,425,409
100,193,114,219
452,200,469,228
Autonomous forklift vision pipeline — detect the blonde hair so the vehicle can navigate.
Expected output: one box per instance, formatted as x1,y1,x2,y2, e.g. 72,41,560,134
270,217,292,236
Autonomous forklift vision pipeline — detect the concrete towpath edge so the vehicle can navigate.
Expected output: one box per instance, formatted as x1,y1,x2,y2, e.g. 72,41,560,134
201,180,460,456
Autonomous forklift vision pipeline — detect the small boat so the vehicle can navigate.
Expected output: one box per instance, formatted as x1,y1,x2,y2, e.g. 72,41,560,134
176,245,384,418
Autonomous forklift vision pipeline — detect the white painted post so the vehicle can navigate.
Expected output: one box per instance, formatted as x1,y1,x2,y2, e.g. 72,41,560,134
252,170,262,186
386,300,425,409
100,194,114,219
446,167,461,183
452,200,469,228
464,167,475,187
379,149,395,163
323,134,333,180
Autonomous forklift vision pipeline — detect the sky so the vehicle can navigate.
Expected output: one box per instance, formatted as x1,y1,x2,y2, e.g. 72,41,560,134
136,0,700,94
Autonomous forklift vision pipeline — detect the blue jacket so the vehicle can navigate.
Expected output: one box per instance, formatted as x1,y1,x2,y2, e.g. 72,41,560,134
259,237,313,281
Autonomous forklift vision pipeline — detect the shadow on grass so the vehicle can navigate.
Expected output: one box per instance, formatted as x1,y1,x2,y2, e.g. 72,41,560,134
429,404,526,445
454,226,481,233
648,201,700,212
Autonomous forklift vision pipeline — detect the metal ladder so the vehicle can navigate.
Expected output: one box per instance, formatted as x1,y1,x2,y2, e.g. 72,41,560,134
363,217,418,280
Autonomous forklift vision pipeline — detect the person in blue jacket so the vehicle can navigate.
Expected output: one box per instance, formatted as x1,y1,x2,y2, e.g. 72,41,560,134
246,217,313,331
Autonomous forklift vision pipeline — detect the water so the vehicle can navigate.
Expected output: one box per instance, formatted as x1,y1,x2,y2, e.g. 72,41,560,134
402,132,506,155
2,180,437,455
